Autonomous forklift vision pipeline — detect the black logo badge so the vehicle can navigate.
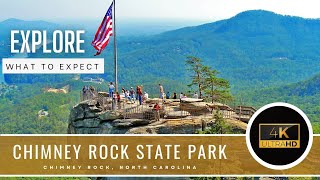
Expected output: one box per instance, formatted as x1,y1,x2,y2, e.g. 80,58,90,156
246,103,313,170
259,123,300,148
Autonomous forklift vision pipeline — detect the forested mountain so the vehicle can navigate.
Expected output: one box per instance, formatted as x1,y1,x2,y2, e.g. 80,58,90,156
121,10,320,92
3,10,320,93
2,10,320,133
242,73,320,125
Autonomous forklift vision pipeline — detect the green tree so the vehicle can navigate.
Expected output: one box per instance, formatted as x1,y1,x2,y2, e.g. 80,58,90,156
186,56,205,98
202,66,233,103
198,111,232,134
186,56,232,103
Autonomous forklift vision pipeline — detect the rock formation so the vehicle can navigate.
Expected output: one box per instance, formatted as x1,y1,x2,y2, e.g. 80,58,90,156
68,98,247,134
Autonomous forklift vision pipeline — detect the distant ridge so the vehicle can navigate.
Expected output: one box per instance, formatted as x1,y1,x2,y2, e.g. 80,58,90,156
0,18,55,24
233,10,291,19
3,10,320,93
259,73,320,97
117,9,320,91
1,18,25,23
0,18,57,29
234,9,320,20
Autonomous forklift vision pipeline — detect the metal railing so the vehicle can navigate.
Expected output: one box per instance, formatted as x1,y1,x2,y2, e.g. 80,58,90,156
120,101,238,121
79,91,255,122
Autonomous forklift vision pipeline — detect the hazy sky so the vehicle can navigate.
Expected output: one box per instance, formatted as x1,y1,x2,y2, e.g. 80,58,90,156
1,0,320,22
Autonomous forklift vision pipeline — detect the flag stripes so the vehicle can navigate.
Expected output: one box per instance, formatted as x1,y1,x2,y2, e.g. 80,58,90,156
92,2,113,56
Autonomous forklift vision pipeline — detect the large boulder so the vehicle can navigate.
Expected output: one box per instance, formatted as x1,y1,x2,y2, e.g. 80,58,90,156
97,122,129,134
163,99,180,106
171,99,181,102
180,102,210,115
165,111,191,119
180,98,203,103
169,102,180,106
69,104,85,121
99,111,123,121
69,99,102,121
145,98,162,104
113,119,151,128
126,119,203,134
180,101,233,115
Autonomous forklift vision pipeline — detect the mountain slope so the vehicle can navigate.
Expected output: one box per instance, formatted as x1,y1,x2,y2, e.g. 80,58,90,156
242,73,320,123
3,10,320,93
113,10,320,92
0,18,58,40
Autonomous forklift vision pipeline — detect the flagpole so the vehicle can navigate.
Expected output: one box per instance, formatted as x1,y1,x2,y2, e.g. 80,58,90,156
113,0,118,93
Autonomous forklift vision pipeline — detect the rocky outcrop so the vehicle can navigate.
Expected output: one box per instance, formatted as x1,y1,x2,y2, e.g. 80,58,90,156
99,111,123,121
180,98,203,103
165,111,190,119
180,101,232,116
113,119,150,128
145,98,162,104
68,99,152,134
180,102,210,115
68,99,246,134
126,119,203,134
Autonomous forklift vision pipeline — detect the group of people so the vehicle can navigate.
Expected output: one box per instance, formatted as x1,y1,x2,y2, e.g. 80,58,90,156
154,84,199,121
84,82,199,104
158,84,199,100
82,85,96,100
122,86,145,105
108,82,149,106
82,83,200,122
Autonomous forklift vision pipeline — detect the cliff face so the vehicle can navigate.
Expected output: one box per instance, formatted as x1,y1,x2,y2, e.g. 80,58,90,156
68,99,247,134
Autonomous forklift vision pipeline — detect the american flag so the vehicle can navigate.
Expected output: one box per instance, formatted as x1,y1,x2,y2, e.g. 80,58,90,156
92,2,113,56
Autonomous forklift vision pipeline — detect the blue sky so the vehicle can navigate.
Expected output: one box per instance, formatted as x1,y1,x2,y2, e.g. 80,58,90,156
1,0,320,22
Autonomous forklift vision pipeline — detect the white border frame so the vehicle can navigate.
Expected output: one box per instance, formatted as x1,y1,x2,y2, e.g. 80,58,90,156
246,102,314,170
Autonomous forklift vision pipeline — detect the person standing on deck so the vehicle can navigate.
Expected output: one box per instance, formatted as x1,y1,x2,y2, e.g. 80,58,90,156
144,92,149,100
109,82,115,98
125,90,131,102
116,92,121,109
82,86,88,100
136,86,139,100
116,92,121,103
89,86,96,98
129,87,135,103
121,87,126,97
159,84,164,99
166,92,170,99
153,103,161,121
193,92,199,99
173,92,177,99
137,86,143,105
179,92,183,99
